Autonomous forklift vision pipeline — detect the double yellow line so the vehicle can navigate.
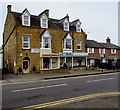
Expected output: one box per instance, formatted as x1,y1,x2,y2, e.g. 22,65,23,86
15,92,120,110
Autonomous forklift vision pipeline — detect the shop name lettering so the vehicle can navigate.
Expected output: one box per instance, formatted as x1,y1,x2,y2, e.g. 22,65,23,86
59,53,88,56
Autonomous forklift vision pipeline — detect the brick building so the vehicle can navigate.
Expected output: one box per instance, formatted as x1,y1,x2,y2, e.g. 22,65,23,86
86,37,120,67
3,5,88,74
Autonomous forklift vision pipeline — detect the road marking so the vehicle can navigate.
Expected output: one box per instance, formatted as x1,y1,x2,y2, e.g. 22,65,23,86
86,77,117,83
12,83,67,92
14,92,120,110
1,72,119,86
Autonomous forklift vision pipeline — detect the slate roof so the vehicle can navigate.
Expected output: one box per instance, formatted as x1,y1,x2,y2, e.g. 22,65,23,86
11,10,84,33
86,40,120,49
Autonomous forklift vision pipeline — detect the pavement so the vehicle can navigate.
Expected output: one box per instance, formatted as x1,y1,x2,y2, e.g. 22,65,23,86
1,68,119,84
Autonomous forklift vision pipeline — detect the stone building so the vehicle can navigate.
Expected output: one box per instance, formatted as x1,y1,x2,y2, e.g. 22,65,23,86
86,37,120,67
3,5,88,74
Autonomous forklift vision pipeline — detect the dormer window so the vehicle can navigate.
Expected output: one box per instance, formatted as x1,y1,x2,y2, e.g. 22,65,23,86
24,15,29,25
41,14,48,28
63,19,69,31
22,9,30,26
76,21,81,32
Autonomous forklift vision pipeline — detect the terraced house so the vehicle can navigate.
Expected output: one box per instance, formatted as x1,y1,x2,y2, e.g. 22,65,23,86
86,37,120,67
3,5,88,74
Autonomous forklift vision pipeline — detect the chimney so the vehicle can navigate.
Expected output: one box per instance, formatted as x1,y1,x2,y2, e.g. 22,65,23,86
7,5,12,13
106,37,111,44
44,9,49,17
66,14,69,20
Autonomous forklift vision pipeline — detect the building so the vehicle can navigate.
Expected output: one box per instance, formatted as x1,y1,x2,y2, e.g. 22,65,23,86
86,37,120,67
3,5,88,74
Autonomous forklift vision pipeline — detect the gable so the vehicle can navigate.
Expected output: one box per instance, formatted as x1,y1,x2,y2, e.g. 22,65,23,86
41,30,51,38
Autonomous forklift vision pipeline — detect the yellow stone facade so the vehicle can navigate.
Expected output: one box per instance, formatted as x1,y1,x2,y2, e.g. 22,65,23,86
3,5,88,74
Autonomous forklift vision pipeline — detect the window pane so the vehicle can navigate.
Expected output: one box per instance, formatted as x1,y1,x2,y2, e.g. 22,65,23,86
43,37,50,48
65,22,68,26
77,25,80,28
43,43,50,48
23,36,29,41
77,40,80,44
23,43,29,48
24,21,28,25
42,18,47,27
24,16,28,20
43,37,49,42
66,39,71,49
77,45,81,49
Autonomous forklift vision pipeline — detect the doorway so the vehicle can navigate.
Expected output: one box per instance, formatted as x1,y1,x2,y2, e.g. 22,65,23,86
23,57,30,73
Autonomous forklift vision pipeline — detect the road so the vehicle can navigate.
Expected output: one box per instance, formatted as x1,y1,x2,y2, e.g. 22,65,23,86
2,72,119,109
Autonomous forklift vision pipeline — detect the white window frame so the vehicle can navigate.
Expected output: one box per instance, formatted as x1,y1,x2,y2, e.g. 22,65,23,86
111,49,116,54
63,34,72,51
41,30,51,49
77,40,82,50
41,14,48,28
22,36,30,49
76,21,81,32
63,18,69,31
87,48,94,53
22,10,30,26
99,48,105,54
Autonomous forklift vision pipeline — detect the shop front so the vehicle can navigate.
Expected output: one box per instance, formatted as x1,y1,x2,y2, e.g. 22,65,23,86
59,52,88,68
40,54,60,70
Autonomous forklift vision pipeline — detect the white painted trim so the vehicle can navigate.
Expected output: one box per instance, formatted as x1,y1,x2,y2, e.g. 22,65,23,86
22,10,30,26
63,18,69,31
41,30,51,49
40,14,48,28
22,36,30,49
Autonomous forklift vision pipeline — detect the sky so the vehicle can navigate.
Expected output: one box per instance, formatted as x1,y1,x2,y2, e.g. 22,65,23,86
0,0,119,47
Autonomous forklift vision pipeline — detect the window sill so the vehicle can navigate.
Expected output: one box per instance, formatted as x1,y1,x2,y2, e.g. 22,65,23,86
77,49,82,51
22,48,31,50
40,48,51,50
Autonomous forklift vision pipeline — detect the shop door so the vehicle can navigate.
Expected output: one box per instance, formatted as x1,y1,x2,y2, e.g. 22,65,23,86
23,60,29,73
66,57,72,67
43,58,50,69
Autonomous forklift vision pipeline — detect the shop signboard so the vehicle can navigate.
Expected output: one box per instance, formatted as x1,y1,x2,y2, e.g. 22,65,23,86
59,52,88,56
31,49,40,53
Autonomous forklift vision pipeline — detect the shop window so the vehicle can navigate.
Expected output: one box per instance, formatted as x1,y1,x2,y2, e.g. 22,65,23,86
22,36,30,49
77,40,81,50
52,57,58,69
60,57,65,68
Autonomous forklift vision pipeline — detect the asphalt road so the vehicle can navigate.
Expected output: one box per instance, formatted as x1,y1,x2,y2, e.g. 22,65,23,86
2,72,119,109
